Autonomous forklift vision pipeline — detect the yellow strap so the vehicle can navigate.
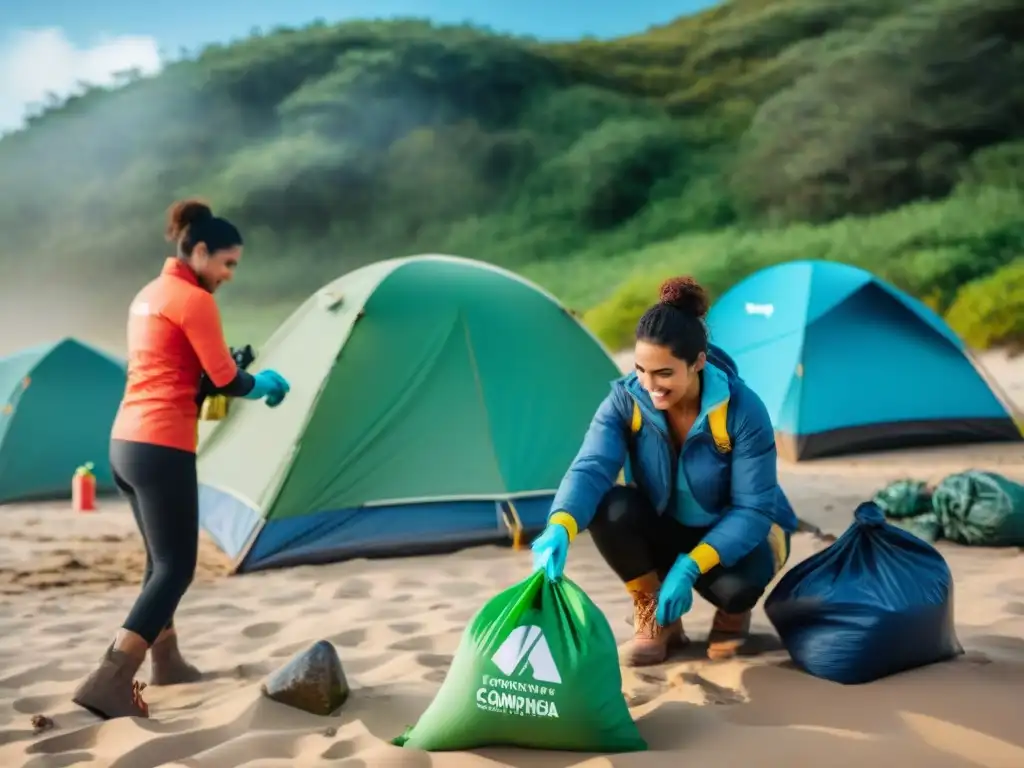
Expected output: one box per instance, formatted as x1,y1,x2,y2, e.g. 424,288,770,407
708,399,731,453
617,402,642,486
501,501,524,550
767,523,788,574
632,398,730,453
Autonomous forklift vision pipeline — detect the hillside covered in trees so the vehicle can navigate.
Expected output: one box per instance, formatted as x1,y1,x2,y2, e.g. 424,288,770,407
0,0,1021,349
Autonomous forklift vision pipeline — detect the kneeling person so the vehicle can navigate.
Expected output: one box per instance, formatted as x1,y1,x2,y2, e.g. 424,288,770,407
531,276,797,666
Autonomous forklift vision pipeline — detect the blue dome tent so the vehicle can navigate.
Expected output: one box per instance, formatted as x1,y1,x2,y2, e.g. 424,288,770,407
706,260,1022,461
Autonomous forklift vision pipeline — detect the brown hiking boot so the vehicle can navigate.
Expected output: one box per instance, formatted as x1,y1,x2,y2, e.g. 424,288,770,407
150,630,203,686
619,572,689,667
707,609,751,660
72,646,149,719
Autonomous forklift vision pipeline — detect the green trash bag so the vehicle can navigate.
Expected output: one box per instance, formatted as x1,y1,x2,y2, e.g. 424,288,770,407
873,478,942,542
392,570,647,753
931,470,1024,547
873,479,932,519
885,512,943,543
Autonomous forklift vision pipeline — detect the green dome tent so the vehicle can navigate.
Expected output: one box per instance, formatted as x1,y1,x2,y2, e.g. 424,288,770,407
197,255,621,573
0,338,126,503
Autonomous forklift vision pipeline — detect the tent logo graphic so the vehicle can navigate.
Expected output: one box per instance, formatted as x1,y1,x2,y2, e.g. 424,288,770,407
745,302,775,318
491,625,562,684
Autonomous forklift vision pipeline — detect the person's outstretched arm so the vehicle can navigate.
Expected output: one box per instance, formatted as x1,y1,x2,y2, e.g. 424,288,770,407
547,389,630,539
180,291,254,396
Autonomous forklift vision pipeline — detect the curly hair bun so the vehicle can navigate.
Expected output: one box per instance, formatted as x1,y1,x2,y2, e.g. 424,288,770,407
165,198,213,242
658,276,710,318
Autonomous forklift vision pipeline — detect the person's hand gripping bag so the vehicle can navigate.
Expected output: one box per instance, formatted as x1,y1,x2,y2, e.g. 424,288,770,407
392,570,647,753
764,501,963,685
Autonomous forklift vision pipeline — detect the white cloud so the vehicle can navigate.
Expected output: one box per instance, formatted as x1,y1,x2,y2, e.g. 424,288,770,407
0,27,162,133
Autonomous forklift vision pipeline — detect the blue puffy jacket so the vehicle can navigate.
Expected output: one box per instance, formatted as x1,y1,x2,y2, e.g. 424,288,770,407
549,344,798,568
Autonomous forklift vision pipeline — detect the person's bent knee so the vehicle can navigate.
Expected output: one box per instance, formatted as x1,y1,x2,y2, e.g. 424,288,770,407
700,573,764,614
590,485,647,532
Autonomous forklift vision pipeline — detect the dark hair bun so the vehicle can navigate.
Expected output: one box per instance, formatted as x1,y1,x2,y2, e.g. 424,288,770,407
165,198,213,242
659,276,710,318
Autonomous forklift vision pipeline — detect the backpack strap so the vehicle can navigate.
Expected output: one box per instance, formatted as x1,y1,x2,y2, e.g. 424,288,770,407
766,523,789,574
615,401,644,486
631,397,731,453
708,399,732,453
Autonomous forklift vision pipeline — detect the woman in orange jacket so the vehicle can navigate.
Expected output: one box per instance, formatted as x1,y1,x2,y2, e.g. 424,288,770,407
72,200,290,719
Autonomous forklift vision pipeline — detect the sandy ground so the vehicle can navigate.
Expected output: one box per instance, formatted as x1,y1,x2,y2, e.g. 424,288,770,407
0,352,1021,767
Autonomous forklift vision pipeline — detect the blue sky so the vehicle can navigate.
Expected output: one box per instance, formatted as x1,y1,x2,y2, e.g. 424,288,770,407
6,1,715,51
0,1,716,132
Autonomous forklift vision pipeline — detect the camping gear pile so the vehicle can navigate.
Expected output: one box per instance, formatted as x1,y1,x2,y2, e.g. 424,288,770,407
873,470,1024,547
765,501,962,685
393,570,647,753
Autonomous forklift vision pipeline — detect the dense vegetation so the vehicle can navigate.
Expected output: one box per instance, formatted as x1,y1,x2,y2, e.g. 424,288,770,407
1,0,1022,349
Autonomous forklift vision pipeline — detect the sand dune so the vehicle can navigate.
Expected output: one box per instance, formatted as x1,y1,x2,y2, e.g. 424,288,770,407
0,351,1021,767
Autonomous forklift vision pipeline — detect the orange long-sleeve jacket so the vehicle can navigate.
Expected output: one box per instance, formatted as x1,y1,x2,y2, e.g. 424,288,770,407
111,258,237,453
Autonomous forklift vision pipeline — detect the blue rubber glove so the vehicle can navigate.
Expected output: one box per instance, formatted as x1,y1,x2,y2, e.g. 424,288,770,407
656,554,702,626
243,369,290,407
531,523,570,582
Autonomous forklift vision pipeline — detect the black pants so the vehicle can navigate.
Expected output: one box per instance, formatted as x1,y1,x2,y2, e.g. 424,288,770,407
589,485,780,615
110,439,199,645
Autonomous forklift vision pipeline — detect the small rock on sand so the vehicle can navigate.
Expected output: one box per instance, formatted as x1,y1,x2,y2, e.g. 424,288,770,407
261,640,350,716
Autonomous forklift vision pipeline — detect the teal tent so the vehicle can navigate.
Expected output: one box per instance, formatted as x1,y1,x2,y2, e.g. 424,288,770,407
197,255,621,572
707,260,1022,461
0,338,126,502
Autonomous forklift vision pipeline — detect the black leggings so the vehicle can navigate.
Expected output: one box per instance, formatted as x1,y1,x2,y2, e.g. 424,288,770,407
110,439,199,645
589,485,779,615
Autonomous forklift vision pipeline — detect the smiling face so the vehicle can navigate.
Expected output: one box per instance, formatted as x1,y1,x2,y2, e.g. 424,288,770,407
188,243,242,293
634,339,705,411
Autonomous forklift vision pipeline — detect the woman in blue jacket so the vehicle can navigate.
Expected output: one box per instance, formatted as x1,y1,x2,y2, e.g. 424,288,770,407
532,276,799,666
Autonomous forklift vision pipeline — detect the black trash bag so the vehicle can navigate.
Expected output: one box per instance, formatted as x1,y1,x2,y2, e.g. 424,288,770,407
764,501,963,685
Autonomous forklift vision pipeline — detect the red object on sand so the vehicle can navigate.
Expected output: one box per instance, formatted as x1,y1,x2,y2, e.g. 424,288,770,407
72,463,97,513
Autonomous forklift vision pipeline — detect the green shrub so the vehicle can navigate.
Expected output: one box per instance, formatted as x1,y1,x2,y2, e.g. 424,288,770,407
582,272,671,350
528,117,687,230
944,259,1024,351
731,0,1024,223
958,141,1024,190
